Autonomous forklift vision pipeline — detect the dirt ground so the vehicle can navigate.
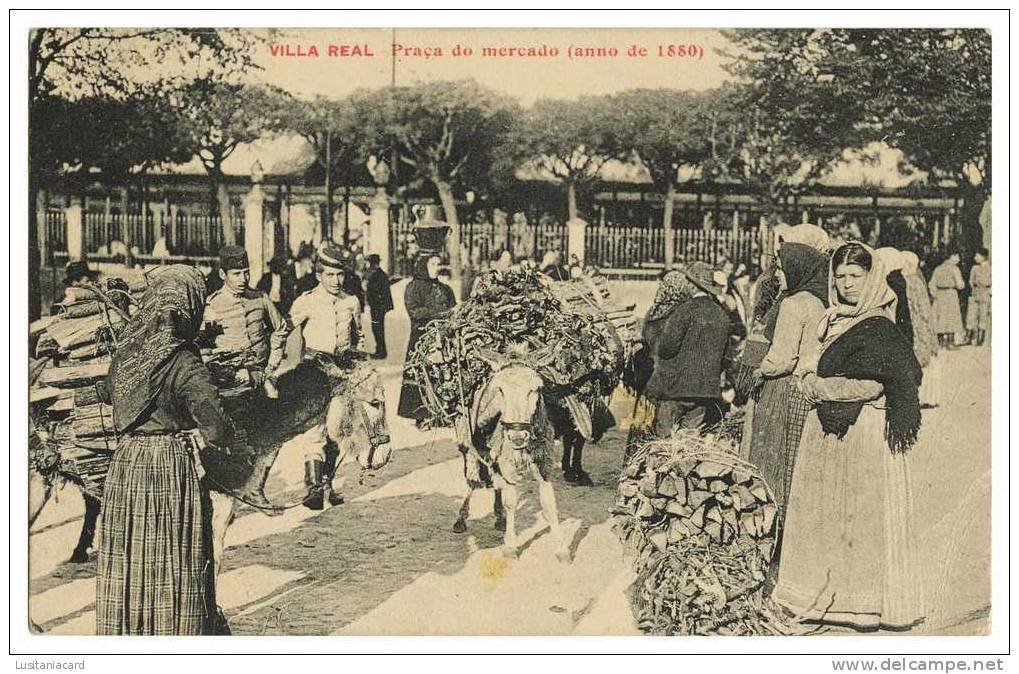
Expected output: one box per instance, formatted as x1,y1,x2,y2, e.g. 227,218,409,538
27,337,991,637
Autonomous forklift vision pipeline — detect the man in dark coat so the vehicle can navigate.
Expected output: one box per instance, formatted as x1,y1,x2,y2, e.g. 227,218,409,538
364,254,394,359
293,241,318,298
644,261,735,435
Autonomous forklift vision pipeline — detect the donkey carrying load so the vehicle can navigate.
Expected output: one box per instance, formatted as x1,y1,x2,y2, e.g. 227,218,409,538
405,267,634,559
29,280,393,578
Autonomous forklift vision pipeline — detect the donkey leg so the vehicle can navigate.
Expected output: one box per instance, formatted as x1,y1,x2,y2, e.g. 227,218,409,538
496,477,520,558
209,491,236,582
70,494,101,563
536,477,570,563
27,470,51,530
571,439,594,487
493,489,506,532
452,487,473,534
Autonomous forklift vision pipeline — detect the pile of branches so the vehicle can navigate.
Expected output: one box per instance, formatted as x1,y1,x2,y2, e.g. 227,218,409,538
613,432,790,635
406,267,625,426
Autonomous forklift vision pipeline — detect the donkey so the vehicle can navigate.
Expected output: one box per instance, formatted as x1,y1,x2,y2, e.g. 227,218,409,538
451,348,570,562
29,359,393,584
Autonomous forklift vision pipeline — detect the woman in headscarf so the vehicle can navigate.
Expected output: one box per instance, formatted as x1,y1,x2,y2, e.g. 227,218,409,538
772,243,925,631
96,265,233,635
745,243,828,510
875,247,915,347
900,251,940,407
397,254,457,423
928,252,965,347
623,268,696,457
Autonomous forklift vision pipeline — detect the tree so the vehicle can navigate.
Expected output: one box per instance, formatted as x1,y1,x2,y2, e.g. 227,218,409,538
173,79,288,245
719,32,868,212
277,93,372,241
613,88,716,265
720,29,991,254
28,27,261,319
507,96,626,222
845,29,991,254
369,79,519,280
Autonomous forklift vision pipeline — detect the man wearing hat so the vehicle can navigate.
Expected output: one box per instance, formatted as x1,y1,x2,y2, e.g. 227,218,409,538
58,259,100,306
643,260,735,435
288,240,367,509
203,245,290,398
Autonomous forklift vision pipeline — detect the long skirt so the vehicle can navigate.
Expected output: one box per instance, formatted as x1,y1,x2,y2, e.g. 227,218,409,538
96,434,215,635
931,289,963,336
397,324,429,421
744,377,795,508
772,403,924,630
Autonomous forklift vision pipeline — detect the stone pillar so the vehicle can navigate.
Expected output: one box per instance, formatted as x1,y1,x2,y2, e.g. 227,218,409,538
66,198,84,261
567,217,587,266
368,189,392,273
244,183,266,286
36,192,48,266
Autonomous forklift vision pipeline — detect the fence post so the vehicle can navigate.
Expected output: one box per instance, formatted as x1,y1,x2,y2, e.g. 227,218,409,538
36,193,48,266
66,198,84,261
368,188,392,273
567,217,587,266
244,182,267,286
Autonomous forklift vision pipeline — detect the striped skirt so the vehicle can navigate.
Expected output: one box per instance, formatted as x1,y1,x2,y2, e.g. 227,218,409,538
95,434,215,635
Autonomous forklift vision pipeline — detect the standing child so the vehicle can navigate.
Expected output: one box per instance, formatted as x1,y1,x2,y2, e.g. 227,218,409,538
966,248,991,346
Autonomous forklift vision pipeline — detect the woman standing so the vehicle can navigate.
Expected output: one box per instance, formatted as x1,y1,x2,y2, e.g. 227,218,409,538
900,251,941,407
97,265,233,635
626,269,696,455
773,243,924,630
929,252,965,347
745,242,828,512
398,254,457,423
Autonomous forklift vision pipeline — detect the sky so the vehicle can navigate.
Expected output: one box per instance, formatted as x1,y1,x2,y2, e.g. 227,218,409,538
151,27,917,188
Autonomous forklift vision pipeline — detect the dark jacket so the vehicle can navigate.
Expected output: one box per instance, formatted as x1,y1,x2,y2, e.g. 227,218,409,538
645,295,734,401
365,267,394,314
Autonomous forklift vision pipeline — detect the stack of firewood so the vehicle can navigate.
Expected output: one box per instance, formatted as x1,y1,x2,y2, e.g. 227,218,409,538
613,431,785,635
29,281,143,497
407,267,633,426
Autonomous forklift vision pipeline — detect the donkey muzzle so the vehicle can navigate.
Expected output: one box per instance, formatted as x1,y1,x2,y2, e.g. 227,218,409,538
503,422,532,449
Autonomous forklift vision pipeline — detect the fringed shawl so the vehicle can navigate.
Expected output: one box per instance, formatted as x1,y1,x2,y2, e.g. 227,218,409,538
109,265,208,432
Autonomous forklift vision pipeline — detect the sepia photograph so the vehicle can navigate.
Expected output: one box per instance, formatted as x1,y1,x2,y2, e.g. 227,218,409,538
11,9,1007,666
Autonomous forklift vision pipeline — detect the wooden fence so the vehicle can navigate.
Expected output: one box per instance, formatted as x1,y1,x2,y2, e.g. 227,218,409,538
585,224,764,271
46,210,245,260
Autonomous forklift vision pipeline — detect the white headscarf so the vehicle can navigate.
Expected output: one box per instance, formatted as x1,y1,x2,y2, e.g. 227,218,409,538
818,242,897,348
781,223,832,254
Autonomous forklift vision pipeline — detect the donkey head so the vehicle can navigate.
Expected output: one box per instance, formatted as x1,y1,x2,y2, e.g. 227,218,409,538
474,345,556,451
327,364,393,471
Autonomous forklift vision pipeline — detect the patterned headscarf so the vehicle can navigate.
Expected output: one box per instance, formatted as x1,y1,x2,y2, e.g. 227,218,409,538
109,265,208,432
818,242,897,348
646,268,696,322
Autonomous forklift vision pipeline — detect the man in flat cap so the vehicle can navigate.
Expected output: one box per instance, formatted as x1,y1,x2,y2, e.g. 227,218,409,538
289,240,370,509
203,245,290,399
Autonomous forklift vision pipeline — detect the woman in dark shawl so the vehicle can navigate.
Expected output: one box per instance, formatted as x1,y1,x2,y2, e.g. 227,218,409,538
397,254,456,423
96,265,233,635
772,243,925,631
623,269,696,458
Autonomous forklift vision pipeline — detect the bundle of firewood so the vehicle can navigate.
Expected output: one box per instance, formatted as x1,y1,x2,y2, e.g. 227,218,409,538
407,267,629,426
612,431,783,635
28,281,143,497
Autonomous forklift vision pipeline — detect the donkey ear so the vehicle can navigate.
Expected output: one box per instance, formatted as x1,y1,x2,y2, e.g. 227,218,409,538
475,347,508,370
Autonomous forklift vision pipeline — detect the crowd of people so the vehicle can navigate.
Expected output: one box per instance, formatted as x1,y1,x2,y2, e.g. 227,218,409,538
630,223,991,631
45,222,990,636
53,239,390,635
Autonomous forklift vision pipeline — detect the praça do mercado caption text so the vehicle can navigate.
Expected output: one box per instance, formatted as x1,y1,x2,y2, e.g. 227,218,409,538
269,42,706,60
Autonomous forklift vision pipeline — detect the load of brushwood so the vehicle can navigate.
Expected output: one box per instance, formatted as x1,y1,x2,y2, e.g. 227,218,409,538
29,278,143,498
406,267,633,426
613,431,793,635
